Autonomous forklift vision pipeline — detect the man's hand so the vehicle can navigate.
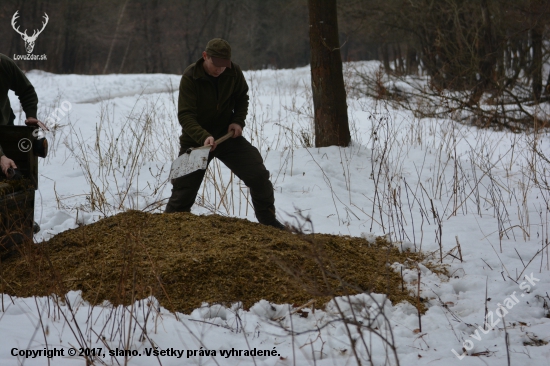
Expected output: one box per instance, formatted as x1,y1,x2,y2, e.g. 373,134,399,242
204,125,241,151
25,117,49,131
24,117,40,125
204,136,217,151
228,123,242,138
0,156,17,176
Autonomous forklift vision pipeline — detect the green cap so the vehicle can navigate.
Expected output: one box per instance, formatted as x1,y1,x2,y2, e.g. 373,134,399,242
205,38,232,68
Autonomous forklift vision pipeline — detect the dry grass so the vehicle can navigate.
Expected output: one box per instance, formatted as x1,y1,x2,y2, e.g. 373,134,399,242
0,210,440,314
0,178,33,195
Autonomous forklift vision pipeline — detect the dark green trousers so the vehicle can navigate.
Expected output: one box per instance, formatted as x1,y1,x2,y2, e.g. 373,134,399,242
165,136,277,224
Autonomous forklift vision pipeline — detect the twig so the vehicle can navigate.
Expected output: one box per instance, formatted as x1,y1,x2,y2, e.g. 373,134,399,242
417,270,422,332
481,258,493,270
455,236,463,262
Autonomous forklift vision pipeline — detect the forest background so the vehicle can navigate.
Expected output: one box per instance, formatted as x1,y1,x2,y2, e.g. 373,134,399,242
0,0,547,95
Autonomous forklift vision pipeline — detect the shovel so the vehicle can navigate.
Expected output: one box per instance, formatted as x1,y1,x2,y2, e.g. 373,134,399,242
169,131,234,182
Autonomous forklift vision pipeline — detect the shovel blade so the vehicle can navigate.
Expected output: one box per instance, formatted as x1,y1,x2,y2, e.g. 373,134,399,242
169,147,210,181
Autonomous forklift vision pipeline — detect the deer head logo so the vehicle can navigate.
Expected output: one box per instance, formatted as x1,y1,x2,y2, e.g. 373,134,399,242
11,11,49,54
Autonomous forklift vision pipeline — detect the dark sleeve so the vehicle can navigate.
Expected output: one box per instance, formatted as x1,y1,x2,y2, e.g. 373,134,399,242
230,65,249,129
5,57,38,118
177,75,211,145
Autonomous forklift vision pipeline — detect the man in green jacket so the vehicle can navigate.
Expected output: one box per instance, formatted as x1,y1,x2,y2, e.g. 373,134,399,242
0,53,40,176
165,39,285,230
0,53,42,233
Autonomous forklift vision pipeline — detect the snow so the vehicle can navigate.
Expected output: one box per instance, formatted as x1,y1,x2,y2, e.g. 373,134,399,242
2,62,550,365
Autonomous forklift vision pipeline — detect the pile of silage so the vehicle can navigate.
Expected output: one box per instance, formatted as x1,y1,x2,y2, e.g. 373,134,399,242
0,210,434,313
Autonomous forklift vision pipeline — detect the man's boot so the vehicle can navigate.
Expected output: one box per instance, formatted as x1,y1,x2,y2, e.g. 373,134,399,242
265,218,286,230
258,211,286,230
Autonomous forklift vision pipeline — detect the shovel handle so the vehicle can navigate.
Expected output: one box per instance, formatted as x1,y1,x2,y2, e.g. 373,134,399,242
215,131,235,145
186,131,235,154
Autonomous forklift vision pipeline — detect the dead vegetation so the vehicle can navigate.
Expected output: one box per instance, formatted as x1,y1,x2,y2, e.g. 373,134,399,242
0,178,33,196
0,210,441,314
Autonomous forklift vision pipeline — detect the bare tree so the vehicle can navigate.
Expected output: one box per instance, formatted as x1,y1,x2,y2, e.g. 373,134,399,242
103,0,130,74
308,0,350,147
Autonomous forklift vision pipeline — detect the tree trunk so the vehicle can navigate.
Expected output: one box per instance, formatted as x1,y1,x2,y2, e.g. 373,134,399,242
381,43,391,73
406,46,418,75
481,0,497,83
308,0,350,148
530,0,546,101
395,43,404,75
531,26,543,101
470,0,497,104
102,0,129,74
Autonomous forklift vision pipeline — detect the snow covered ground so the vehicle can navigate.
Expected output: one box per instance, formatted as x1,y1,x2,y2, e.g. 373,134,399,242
2,62,550,365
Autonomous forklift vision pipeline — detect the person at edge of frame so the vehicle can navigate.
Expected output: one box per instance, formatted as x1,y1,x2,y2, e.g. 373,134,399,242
0,53,42,233
165,38,286,230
